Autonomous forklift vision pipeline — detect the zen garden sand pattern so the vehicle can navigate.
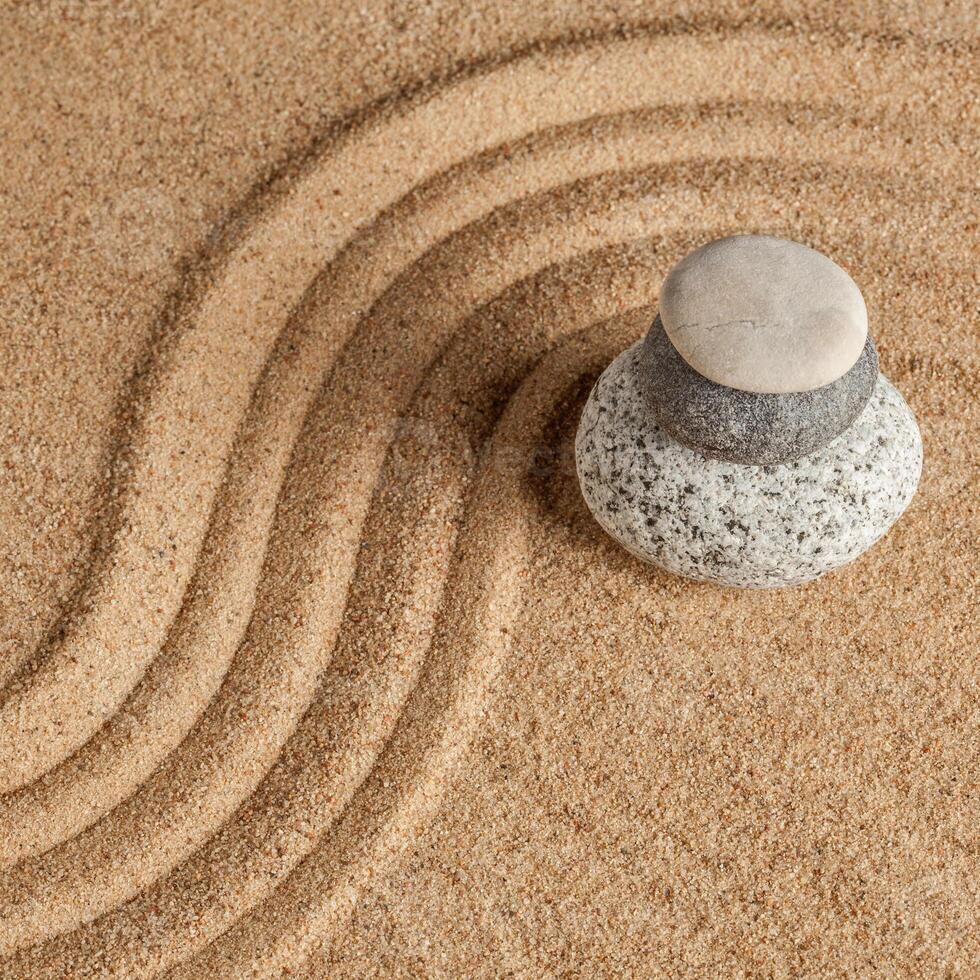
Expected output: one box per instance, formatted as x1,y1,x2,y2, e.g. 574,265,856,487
0,4,976,977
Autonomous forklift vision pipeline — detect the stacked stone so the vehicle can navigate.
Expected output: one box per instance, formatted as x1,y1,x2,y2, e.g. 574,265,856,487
575,235,922,588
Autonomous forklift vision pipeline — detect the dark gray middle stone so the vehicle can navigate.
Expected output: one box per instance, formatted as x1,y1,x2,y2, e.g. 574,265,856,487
640,314,879,465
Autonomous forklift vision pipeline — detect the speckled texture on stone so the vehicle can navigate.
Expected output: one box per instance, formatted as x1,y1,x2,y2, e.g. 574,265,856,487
576,343,922,588
641,315,879,465
660,235,869,393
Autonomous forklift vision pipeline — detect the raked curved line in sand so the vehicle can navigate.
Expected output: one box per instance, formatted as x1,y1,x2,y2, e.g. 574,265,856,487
170,327,622,979
9,308,625,977
0,24,973,979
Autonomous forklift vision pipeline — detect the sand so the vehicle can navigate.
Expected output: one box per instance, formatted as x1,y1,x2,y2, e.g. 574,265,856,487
0,2,977,976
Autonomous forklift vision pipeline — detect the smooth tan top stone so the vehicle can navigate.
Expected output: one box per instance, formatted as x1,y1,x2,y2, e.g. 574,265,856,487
659,235,868,394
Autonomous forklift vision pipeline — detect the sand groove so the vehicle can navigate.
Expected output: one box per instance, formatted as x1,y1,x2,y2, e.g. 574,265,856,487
0,24,974,978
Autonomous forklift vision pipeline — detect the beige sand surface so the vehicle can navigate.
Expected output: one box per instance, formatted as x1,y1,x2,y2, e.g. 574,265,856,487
0,2,977,976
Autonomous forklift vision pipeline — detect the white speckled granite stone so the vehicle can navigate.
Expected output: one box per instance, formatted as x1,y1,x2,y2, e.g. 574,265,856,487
576,342,922,588
660,235,868,394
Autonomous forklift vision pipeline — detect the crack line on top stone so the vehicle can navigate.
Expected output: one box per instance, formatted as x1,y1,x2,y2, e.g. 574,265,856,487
670,318,766,332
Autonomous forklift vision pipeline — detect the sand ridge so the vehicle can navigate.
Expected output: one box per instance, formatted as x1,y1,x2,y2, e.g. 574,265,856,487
0,11,977,978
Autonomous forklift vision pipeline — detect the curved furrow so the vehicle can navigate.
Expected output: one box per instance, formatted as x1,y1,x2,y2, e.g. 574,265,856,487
37,250,666,978
170,327,620,979
6,303,623,980
0,28,970,796
0,29,700,792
